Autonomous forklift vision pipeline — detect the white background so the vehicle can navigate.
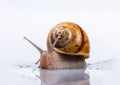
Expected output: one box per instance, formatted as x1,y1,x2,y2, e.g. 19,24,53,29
0,0,120,67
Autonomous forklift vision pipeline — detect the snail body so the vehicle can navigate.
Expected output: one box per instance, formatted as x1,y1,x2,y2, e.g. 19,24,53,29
24,22,90,69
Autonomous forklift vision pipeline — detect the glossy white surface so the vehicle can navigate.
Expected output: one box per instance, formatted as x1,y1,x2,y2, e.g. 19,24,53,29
0,61,117,85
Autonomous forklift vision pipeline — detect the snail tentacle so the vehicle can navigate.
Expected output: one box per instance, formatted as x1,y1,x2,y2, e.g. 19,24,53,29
48,34,61,52
47,35,61,65
23,36,43,65
35,58,41,64
23,36,43,54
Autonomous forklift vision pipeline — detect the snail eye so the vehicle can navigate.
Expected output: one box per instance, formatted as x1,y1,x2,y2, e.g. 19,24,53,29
56,31,63,38
57,30,62,35
56,30,66,39
58,31,62,35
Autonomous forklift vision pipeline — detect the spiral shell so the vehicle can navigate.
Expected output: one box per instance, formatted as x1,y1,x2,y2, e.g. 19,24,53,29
47,22,90,59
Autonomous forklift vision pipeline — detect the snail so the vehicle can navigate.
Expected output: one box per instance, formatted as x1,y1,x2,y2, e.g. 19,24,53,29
24,22,90,69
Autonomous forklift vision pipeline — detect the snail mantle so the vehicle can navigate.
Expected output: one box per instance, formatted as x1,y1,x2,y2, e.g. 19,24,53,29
24,22,90,69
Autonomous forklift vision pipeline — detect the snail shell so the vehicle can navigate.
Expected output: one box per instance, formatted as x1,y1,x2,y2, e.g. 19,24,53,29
47,22,90,59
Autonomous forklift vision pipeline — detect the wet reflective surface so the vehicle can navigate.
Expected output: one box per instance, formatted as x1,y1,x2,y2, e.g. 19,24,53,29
39,69,89,85
0,59,118,85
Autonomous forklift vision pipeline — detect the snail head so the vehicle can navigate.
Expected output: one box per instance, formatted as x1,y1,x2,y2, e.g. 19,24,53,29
23,35,61,65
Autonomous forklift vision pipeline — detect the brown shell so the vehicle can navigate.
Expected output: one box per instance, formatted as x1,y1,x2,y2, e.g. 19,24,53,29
47,22,90,59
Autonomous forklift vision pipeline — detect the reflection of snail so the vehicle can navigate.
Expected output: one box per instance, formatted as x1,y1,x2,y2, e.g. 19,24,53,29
24,22,90,69
39,68,90,85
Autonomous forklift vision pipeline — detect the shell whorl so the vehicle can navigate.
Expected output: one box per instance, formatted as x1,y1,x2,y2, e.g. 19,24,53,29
47,22,90,59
